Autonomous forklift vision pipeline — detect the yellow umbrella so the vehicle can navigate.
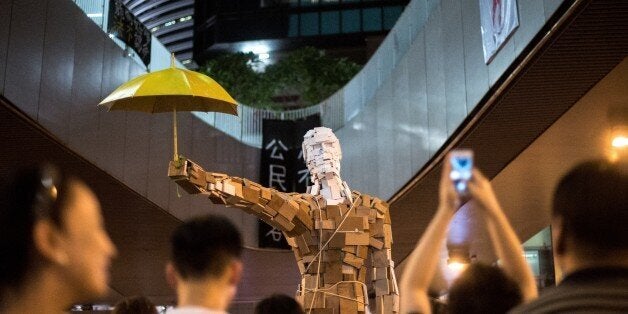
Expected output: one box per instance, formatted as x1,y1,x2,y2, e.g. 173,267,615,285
99,54,238,161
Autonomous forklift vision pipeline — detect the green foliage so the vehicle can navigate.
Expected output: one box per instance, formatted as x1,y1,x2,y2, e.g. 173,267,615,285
199,47,361,110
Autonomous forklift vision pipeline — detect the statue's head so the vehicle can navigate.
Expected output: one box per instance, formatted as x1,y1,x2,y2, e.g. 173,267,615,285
302,127,342,180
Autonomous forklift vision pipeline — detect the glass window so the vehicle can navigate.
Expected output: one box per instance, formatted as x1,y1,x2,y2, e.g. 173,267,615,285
383,6,403,30
341,9,360,33
300,12,319,36
289,14,299,37
321,11,340,35
362,7,382,32
300,0,318,7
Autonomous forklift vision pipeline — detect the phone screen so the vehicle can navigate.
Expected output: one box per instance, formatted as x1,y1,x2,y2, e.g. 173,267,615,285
450,150,473,194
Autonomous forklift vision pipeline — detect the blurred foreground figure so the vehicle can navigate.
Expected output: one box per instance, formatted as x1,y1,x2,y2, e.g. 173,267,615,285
399,155,537,314
0,164,117,313
512,160,628,313
255,294,305,314
169,127,398,313
113,295,158,314
165,215,243,314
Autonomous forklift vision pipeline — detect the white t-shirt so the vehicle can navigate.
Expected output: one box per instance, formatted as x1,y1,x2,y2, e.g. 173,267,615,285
166,306,228,314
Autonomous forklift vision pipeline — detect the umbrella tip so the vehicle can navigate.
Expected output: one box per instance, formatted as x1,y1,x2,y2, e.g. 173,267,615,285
171,53,175,68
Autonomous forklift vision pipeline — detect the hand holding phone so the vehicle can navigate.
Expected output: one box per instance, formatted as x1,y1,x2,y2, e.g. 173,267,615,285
449,149,473,195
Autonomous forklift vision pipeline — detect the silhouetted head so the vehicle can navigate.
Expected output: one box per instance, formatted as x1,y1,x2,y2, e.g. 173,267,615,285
255,294,304,314
447,263,522,314
302,127,342,180
552,160,627,262
169,215,243,280
113,295,158,314
0,163,117,304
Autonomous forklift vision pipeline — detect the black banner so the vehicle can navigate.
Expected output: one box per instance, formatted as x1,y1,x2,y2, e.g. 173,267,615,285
108,0,152,66
258,115,321,248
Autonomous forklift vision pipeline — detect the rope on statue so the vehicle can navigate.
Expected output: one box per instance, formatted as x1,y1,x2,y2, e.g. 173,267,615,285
305,195,364,313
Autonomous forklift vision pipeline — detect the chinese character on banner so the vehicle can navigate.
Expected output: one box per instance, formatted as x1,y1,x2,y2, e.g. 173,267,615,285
258,115,320,249
479,0,519,63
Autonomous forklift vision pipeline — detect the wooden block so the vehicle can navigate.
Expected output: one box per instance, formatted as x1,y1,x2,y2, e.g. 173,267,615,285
357,246,368,259
374,279,390,296
167,160,187,179
296,235,311,255
343,273,357,281
369,237,384,250
222,181,236,195
260,188,272,200
242,185,260,203
277,201,297,221
345,233,369,245
372,251,389,268
338,204,349,216
343,252,364,269
356,205,371,217
324,262,343,283
383,224,393,248
315,219,335,230
383,295,397,313
373,200,388,214
328,233,346,249
273,214,295,232
268,192,286,210
231,181,243,197
357,266,367,283
342,265,356,275
342,245,356,254
339,299,358,314
263,204,278,217
189,170,207,188
323,250,341,262
304,292,325,309
371,219,385,237
327,205,342,221
374,267,388,280
338,217,366,232
285,236,298,247
361,194,371,207
304,275,319,290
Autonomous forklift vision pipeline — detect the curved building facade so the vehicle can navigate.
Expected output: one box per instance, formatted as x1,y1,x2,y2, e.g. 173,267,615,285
123,0,196,66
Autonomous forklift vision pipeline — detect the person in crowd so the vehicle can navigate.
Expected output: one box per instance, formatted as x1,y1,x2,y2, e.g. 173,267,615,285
254,294,305,314
113,295,158,314
511,159,628,313
165,215,243,314
399,155,537,314
0,163,117,313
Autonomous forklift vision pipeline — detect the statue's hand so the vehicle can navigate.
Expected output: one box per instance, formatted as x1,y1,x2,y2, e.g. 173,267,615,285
168,158,208,194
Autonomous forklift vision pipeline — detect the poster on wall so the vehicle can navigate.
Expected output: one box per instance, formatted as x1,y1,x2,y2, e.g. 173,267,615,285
108,0,152,66
258,115,321,249
479,0,519,64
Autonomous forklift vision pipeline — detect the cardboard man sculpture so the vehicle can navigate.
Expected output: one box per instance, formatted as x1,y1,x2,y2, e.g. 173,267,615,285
169,127,399,314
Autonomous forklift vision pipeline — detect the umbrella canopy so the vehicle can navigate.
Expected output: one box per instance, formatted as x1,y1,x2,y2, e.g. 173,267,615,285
99,66,238,115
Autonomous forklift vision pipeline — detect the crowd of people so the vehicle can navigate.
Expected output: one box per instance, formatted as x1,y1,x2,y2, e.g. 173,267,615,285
0,156,625,313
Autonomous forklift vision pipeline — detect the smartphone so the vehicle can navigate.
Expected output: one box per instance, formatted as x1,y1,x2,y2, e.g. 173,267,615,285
449,149,473,195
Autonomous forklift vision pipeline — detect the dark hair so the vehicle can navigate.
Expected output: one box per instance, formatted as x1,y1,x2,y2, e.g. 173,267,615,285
170,215,243,279
255,294,305,314
553,160,627,254
113,295,158,314
447,264,522,314
0,164,75,292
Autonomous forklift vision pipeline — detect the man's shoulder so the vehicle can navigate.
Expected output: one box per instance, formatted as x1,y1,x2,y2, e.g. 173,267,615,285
510,269,628,314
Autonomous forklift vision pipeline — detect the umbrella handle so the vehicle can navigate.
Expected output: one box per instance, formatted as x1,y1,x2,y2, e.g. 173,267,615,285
173,108,178,161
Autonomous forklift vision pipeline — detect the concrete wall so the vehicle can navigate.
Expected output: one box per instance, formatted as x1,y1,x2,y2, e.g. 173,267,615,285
0,0,261,247
336,0,565,200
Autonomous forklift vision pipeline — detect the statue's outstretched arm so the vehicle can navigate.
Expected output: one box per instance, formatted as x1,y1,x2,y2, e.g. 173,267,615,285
168,158,312,236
